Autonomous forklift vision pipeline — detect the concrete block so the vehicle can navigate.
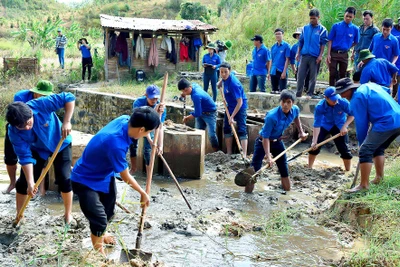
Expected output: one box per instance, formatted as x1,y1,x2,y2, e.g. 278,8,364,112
134,136,162,175
247,122,263,155
163,128,205,179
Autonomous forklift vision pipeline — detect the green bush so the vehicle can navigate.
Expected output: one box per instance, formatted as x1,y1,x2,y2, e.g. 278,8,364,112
180,2,210,22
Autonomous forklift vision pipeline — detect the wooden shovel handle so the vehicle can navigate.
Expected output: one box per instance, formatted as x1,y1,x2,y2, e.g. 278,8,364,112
14,137,65,226
304,133,341,153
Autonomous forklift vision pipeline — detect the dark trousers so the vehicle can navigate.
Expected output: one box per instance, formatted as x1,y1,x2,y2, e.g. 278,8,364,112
72,178,116,237
270,70,287,92
308,126,352,159
203,71,218,102
296,55,319,97
82,57,93,81
4,123,18,165
329,52,348,86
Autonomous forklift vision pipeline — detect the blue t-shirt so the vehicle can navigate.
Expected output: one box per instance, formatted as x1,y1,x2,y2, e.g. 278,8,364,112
8,92,75,165
360,58,399,87
271,41,291,75
390,27,400,68
299,23,329,58
259,105,300,139
71,115,132,193
290,42,299,66
252,44,271,76
189,83,216,117
328,21,360,51
313,97,351,131
202,53,221,69
14,90,34,103
222,73,248,112
133,96,166,123
369,33,400,62
350,83,400,145
79,45,91,58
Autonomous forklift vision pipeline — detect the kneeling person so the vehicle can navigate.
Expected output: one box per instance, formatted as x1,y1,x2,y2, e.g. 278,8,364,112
178,78,219,151
71,107,161,256
308,87,354,171
250,90,307,192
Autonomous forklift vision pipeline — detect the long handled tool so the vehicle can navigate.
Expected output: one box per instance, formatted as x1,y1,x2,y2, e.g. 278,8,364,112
287,133,341,163
235,137,304,186
218,86,249,167
13,137,64,227
120,72,168,263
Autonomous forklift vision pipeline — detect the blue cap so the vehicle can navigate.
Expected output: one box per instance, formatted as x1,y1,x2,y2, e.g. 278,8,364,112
146,85,160,99
324,87,340,101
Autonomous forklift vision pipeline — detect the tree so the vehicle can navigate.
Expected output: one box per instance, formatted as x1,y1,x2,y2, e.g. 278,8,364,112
180,2,210,22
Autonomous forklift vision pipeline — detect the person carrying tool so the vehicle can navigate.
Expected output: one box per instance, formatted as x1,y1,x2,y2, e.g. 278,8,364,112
334,78,400,192
218,62,248,157
250,90,308,192
308,87,354,171
71,107,162,256
129,85,166,175
5,90,75,225
3,80,52,195
178,78,219,151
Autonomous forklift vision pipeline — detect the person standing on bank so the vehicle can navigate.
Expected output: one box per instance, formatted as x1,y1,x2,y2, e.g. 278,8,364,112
327,7,359,86
351,10,380,71
71,107,162,256
129,85,166,175
250,90,308,193
178,78,219,152
249,35,271,93
218,62,248,157
295,8,328,98
202,43,221,102
270,28,291,94
77,38,93,82
308,87,354,171
55,28,67,69
6,90,75,225
334,78,400,193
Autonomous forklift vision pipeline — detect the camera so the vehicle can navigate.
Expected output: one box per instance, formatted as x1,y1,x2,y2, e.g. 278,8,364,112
78,39,83,44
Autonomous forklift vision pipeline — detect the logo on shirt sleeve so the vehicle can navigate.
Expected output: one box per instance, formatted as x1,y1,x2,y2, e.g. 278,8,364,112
43,121,49,127
348,34,353,38
385,45,390,49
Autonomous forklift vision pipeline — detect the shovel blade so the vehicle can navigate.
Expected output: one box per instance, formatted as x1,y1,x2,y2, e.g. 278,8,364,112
234,167,256,187
119,248,152,263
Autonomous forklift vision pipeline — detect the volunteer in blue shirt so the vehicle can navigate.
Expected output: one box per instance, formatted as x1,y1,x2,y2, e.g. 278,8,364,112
77,38,92,82
202,43,221,102
6,90,75,225
358,49,399,87
295,8,328,97
270,28,291,94
249,90,308,193
178,79,219,151
71,107,162,256
391,18,400,98
327,6,360,86
129,85,166,175
3,81,51,194
351,10,380,71
219,62,248,157
308,87,354,171
369,18,399,64
290,28,301,77
249,35,271,93
334,78,400,193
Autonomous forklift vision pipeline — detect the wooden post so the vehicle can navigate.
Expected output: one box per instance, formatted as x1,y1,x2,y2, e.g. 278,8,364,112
104,27,109,81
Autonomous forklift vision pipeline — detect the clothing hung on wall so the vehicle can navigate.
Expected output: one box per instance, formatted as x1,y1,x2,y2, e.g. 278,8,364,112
148,37,159,67
161,35,172,53
166,37,177,64
135,35,146,59
115,32,129,62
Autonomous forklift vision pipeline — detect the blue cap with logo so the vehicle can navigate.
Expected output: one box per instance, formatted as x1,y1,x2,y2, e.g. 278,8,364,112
146,85,161,99
324,86,340,101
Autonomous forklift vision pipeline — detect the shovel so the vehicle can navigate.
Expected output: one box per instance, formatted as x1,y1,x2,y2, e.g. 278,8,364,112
218,86,249,167
287,133,341,163
13,137,64,227
235,137,304,186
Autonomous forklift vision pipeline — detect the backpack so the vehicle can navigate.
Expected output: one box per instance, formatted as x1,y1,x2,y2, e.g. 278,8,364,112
136,70,145,82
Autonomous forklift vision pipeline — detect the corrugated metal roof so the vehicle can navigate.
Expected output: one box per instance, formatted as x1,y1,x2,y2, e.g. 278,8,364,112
100,14,218,32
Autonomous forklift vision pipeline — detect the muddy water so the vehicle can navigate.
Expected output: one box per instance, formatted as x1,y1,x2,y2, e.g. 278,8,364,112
0,137,363,266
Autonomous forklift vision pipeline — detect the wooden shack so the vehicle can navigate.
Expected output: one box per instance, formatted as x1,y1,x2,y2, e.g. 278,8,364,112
100,14,218,81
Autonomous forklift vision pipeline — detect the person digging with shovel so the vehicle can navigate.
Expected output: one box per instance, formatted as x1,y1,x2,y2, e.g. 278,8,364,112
308,86,354,171
249,90,308,193
5,91,75,226
70,107,162,257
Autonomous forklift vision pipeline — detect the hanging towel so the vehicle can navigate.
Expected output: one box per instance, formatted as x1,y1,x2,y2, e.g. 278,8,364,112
148,37,159,67
180,41,189,62
135,35,146,59
166,37,177,64
161,35,172,53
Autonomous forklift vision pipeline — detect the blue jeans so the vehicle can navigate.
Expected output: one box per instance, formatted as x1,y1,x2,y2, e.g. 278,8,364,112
57,48,65,69
130,132,154,165
251,137,289,178
224,107,248,139
249,75,266,92
203,72,218,102
195,111,219,148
